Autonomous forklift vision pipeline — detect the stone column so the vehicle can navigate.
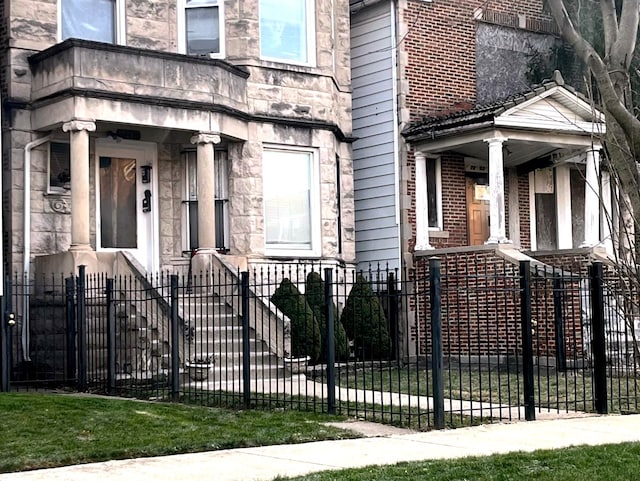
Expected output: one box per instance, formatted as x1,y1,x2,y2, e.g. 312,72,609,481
190,132,221,251
485,137,509,244
582,148,601,247
63,119,96,251
414,152,432,250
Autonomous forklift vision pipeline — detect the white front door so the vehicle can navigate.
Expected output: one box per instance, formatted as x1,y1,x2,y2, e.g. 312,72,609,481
95,140,158,273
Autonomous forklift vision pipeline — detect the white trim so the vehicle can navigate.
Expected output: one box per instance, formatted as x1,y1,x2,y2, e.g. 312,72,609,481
529,171,537,251
494,116,606,135
499,85,606,123
258,0,316,67
57,0,126,45
390,0,401,245
263,145,321,257
177,0,225,58
95,139,159,273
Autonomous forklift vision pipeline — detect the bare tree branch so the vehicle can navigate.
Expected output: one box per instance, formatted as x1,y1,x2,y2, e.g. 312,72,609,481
612,0,640,70
601,0,619,57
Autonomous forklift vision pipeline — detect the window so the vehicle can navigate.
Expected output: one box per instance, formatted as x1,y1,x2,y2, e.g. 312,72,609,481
263,148,319,255
49,142,71,193
427,158,443,229
59,0,124,44
178,0,224,56
259,0,315,65
182,150,229,251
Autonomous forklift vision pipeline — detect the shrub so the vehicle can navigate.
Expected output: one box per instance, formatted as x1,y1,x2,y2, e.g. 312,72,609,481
304,271,349,361
340,274,391,360
271,278,322,362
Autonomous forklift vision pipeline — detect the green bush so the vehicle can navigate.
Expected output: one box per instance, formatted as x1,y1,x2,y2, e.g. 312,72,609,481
304,271,349,361
271,278,322,362
340,274,391,361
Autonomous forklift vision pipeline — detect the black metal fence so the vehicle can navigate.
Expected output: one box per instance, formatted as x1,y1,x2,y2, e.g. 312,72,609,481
2,257,640,431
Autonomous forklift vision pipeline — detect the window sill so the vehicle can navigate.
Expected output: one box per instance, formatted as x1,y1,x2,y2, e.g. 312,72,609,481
264,248,321,258
428,230,449,239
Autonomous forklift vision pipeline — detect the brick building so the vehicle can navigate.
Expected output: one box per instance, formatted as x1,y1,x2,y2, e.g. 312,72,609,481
351,0,611,360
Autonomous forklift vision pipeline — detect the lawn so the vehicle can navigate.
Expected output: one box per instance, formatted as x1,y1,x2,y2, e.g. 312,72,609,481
338,364,640,413
0,392,358,473
277,442,640,481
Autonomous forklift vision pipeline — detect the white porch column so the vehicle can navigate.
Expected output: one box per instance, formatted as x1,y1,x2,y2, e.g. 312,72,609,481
414,152,432,250
485,137,509,244
581,148,600,247
555,166,573,249
63,119,96,251
190,132,221,251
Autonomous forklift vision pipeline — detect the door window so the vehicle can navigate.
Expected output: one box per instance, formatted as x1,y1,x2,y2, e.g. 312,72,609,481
99,156,137,248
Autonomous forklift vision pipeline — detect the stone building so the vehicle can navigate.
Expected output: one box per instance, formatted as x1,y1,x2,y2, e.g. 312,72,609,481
2,0,355,279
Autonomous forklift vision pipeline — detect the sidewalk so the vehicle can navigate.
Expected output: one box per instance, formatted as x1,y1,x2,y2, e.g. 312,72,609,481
2,414,640,481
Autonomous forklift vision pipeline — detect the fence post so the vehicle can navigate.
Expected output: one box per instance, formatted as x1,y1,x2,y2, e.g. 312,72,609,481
1,285,7,392
520,260,535,421
241,271,251,407
590,261,608,414
1,277,13,392
170,275,180,402
324,267,336,414
106,278,116,394
76,265,87,392
387,271,399,360
429,257,444,430
552,274,567,371
64,277,76,382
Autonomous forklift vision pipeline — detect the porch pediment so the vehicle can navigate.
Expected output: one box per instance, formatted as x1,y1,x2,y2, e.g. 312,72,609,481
403,74,606,164
495,85,605,135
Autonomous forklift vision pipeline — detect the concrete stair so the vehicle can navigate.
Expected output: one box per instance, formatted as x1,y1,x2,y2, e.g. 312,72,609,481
180,295,285,384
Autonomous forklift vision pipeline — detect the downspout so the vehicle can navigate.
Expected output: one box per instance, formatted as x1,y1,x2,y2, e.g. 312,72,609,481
22,135,51,361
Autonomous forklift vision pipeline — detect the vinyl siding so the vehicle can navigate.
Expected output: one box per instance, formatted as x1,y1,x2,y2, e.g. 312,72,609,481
351,1,399,271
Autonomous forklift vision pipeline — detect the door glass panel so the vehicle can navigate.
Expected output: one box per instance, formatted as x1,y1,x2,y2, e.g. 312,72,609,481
100,156,137,248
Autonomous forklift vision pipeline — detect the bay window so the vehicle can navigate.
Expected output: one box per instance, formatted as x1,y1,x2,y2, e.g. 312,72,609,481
59,0,124,44
179,0,224,56
259,0,315,65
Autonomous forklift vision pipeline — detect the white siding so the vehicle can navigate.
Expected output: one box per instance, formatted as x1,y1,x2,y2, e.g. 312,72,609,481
351,1,399,272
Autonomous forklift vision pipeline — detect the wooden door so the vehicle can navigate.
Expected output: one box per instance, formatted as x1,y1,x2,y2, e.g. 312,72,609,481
466,177,490,245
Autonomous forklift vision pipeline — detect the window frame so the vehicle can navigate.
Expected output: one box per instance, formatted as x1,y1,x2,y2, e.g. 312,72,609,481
427,156,443,231
57,0,126,45
182,149,229,252
177,0,225,58
263,145,320,257
48,141,71,194
258,0,316,67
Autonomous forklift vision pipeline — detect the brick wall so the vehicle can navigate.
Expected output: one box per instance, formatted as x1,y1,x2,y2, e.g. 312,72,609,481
402,0,552,255
414,247,587,359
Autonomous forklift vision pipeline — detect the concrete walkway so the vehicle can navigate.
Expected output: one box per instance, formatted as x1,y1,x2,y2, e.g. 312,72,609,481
2,414,640,481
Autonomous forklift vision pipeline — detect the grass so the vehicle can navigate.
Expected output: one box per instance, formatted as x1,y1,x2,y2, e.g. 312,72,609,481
277,442,640,481
0,392,359,473
338,364,640,413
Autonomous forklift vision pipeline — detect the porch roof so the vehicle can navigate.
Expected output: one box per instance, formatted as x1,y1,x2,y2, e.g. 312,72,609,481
403,72,606,168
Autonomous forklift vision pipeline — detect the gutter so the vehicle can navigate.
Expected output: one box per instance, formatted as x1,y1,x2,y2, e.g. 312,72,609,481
22,135,51,361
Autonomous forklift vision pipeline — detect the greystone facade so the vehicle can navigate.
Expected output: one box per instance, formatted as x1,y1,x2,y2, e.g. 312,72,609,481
3,0,355,277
